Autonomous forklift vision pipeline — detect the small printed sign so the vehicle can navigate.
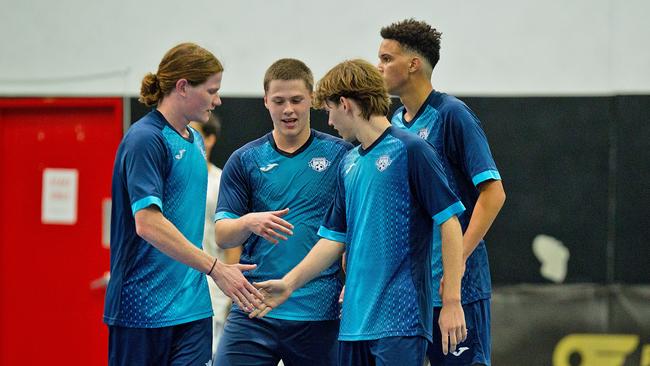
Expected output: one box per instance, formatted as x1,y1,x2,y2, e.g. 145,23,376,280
41,168,78,225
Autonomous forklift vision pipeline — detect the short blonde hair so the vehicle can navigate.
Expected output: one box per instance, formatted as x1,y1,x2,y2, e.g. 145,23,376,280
263,58,314,92
313,59,390,120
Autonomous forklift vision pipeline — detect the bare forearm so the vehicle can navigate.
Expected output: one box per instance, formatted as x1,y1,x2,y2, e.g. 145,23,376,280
285,239,344,291
215,217,252,249
135,209,213,273
462,180,505,260
441,216,464,303
223,246,242,264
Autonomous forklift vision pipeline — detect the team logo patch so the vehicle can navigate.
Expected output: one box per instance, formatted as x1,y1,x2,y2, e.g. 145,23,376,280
417,127,430,139
308,157,331,172
375,155,392,172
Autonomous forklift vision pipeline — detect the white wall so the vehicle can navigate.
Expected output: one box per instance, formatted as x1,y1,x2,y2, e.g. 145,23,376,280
1,0,649,96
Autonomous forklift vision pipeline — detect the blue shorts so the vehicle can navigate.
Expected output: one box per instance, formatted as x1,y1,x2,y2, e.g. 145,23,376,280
215,309,339,366
108,317,212,366
339,336,428,366
428,299,491,366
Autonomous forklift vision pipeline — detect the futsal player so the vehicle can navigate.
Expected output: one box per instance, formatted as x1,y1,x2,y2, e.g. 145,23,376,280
251,59,467,366
104,43,262,366
378,19,506,366
213,58,352,366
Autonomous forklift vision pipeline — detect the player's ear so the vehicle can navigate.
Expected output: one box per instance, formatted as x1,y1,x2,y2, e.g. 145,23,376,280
176,79,189,96
409,57,420,73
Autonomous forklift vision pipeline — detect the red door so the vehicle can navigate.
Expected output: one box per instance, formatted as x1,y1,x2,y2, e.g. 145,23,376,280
0,98,123,365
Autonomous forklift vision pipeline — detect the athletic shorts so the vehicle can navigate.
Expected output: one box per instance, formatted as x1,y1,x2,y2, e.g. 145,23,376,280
108,317,212,366
339,336,428,366
428,299,491,366
215,309,339,366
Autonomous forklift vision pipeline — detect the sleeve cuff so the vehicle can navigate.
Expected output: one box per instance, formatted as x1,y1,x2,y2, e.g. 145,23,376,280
472,170,501,187
214,211,241,222
433,201,465,225
131,196,162,215
317,226,346,243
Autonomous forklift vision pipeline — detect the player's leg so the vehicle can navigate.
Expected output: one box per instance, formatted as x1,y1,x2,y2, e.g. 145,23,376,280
338,340,374,366
169,317,212,366
370,336,428,366
214,309,281,366
278,319,339,366
108,325,173,366
427,299,491,366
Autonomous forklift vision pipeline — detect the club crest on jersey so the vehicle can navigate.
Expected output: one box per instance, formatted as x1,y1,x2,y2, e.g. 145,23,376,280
308,157,331,172
375,155,392,172
417,128,430,139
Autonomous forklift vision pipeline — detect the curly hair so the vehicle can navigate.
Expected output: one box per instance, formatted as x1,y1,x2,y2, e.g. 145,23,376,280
313,59,390,120
139,43,223,107
380,18,442,70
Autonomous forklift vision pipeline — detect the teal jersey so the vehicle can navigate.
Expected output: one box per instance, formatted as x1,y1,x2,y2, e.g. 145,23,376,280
216,130,352,321
105,110,212,328
319,127,464,341
392,91,501,305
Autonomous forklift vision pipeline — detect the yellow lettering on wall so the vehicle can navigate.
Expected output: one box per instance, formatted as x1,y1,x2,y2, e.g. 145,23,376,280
641,344,650,366
553,334,638,366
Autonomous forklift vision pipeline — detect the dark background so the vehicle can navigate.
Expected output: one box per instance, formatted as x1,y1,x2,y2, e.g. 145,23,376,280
131,95,650,285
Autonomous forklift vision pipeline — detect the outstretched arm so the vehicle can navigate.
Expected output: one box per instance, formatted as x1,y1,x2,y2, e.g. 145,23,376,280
249,238,345,318
135,207,262,311
215,208,294,248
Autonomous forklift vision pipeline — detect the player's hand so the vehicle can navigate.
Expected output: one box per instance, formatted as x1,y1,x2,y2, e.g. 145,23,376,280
244,208,294,244
210,261,262,313
438,300,467,355
248,279,293,318
338,285,345,318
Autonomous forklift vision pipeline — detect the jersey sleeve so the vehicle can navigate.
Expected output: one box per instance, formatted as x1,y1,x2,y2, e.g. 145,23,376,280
124,130,168,214
317,160,347,243
215,150,251,221
408,139,465,225
443,103,501,187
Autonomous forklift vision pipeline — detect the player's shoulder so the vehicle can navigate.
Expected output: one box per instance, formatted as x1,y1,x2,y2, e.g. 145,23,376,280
312,129,354,151
389,125,429,149
433,92,480,125
122,111,166,148
231,132,271,159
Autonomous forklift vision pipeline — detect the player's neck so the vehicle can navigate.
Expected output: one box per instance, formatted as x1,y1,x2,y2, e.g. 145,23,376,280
157,101,190,138
272,127,311,154
357,115,391,150
399,82,433,122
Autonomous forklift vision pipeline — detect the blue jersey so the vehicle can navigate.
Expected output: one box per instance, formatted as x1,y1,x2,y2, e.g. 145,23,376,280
216,130,352,321
104,110,212,328
391,91,501,306
318,127,465,342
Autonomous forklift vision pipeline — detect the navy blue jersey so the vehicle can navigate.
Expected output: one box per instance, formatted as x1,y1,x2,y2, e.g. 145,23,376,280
216,130,352,321
392,91,501,305
104,110,212,328
318,127,464,341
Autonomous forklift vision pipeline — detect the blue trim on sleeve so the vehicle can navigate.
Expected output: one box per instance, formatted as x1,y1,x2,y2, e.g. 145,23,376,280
131,196,163,214
433,201,466,225
214,211,241,222
317,226,346,243
472,170,501,187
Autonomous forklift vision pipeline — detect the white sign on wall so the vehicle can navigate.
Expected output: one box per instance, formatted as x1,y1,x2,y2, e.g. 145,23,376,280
41,168,78,225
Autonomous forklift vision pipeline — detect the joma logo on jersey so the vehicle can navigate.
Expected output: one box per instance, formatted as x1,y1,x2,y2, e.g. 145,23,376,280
417,128,430,139
308,157,330,172
174,149,186,160
375,155,392,172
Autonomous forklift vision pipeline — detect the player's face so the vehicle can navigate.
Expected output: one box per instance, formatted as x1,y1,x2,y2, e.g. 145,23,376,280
185,72,223,123
377,39,412,96
325,100,355,142
264,79,312,140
